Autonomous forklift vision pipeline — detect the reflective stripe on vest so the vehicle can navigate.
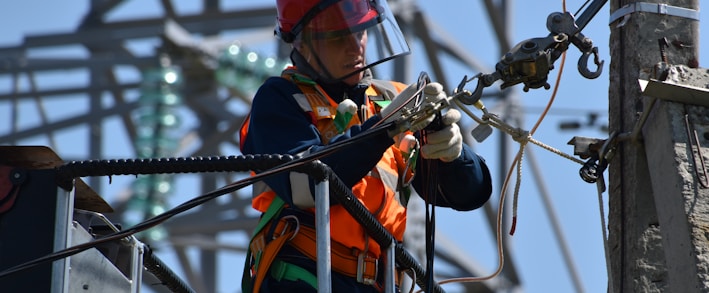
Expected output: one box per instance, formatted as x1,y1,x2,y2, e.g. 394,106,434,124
251,147,315,212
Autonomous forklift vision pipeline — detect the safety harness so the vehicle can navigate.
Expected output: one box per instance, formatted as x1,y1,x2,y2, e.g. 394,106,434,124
241,69,412,292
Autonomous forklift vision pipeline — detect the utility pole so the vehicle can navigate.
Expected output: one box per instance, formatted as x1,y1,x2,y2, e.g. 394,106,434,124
608,0,706,292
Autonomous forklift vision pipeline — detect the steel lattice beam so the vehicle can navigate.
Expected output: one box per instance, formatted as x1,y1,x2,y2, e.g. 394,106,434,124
0,1,523,292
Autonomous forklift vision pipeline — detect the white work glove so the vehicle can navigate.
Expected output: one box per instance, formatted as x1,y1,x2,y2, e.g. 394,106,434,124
420,108,463,162
380,82,447,132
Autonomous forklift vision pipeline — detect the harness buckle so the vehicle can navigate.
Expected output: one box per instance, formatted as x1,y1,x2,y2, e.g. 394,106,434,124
274,215,300,241
356,252,378,285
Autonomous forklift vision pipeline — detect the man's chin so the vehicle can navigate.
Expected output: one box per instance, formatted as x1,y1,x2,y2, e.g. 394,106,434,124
342,72,364,86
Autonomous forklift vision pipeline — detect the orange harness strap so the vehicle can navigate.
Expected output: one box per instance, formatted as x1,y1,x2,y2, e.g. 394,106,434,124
250,216,379,286
283,222,379,284
250,226,297,293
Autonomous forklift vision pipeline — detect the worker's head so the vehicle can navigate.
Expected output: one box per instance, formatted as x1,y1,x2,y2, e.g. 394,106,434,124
276,0,410,85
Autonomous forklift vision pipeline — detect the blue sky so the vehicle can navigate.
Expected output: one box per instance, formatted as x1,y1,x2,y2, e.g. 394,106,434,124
2,1,707,293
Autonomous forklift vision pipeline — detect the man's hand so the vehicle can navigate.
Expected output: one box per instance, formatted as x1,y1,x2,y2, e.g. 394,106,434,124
380,82,448,132
420,108,463,162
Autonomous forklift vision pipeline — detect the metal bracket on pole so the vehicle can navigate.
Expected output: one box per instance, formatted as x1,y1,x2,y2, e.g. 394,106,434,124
638,78,709,108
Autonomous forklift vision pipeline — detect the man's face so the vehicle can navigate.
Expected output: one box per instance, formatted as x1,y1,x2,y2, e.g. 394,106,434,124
300,30,368,86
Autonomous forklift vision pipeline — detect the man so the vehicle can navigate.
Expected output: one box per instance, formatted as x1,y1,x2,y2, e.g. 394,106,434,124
240,0,492,292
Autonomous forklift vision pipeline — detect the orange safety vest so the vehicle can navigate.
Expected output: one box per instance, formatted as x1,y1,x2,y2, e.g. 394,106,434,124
240,67,413,259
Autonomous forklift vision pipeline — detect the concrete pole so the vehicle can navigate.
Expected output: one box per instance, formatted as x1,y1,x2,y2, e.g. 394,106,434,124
608,0,703,292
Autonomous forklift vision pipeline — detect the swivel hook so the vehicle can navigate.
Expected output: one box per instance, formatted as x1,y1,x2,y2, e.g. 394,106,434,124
455,74,482,105
578,46,604,79
456,72,500,105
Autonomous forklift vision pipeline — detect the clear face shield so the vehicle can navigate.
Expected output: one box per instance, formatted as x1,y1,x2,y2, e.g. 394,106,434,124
290,0,410,82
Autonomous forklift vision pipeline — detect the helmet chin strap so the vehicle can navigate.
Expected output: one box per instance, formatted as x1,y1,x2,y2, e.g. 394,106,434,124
291,47,334,83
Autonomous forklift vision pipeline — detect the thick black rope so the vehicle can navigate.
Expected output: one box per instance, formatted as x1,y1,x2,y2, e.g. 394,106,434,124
0,154,301,290
20,118,446,292
55,154,300,190
143,245,195,293
326,165,445,293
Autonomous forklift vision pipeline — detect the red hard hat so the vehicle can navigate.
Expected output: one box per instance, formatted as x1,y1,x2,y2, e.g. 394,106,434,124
275,0,379,43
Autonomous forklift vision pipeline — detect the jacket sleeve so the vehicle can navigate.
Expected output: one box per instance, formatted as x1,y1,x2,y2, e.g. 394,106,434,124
241,78,393,206
412,144,492,211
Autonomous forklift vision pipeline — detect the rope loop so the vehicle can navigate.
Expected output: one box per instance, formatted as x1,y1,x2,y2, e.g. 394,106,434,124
511,129,530,144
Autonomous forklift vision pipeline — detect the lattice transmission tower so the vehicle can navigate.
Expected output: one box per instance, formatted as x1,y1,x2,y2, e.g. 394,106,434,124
0,1,528,292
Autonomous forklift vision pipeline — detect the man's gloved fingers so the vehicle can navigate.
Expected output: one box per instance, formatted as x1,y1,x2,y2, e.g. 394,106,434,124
424,82,443,95
421,134,463,161
423,82,446,103
423,124,457,144
422,147,461,161
421,123,463,161
441,109,461,126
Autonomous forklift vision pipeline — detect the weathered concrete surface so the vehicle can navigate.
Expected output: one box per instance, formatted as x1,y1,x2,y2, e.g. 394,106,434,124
644,65,709,293
608,0,701,292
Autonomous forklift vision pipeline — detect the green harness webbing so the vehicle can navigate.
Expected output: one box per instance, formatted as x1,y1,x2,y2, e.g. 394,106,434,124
241,196,318,292
271,259,318,289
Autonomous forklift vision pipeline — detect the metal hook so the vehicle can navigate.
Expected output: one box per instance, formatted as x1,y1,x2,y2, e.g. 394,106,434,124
276,215,301,241
455,74,482,105
456,72,500,105
578,46,604,79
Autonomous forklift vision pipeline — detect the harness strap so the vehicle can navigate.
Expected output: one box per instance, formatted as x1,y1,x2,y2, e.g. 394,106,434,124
251,227,295,292
269,216,379,284
271,260,318,289
241,196,287,293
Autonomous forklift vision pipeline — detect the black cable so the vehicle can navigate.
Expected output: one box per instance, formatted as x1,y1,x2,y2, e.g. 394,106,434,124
0,120,396,279
414,71,441,293
419,142,440,293
574,0,608,32
574,0,592,17
423,158,438,293
0,162,262,279
326,162,445,293
0,82,451,293
617,6,626,291
143,245,196,293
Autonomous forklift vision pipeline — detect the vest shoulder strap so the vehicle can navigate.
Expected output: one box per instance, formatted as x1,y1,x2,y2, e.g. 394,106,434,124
369,79,408,101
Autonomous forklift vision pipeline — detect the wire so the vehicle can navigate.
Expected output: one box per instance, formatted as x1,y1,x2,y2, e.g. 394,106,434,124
509,43,567,235
575,0,591,16
595,171,613,293
432,0,574,290
0,119,398,279
413,71,440,293
508,0,570,234
421,153,438,293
